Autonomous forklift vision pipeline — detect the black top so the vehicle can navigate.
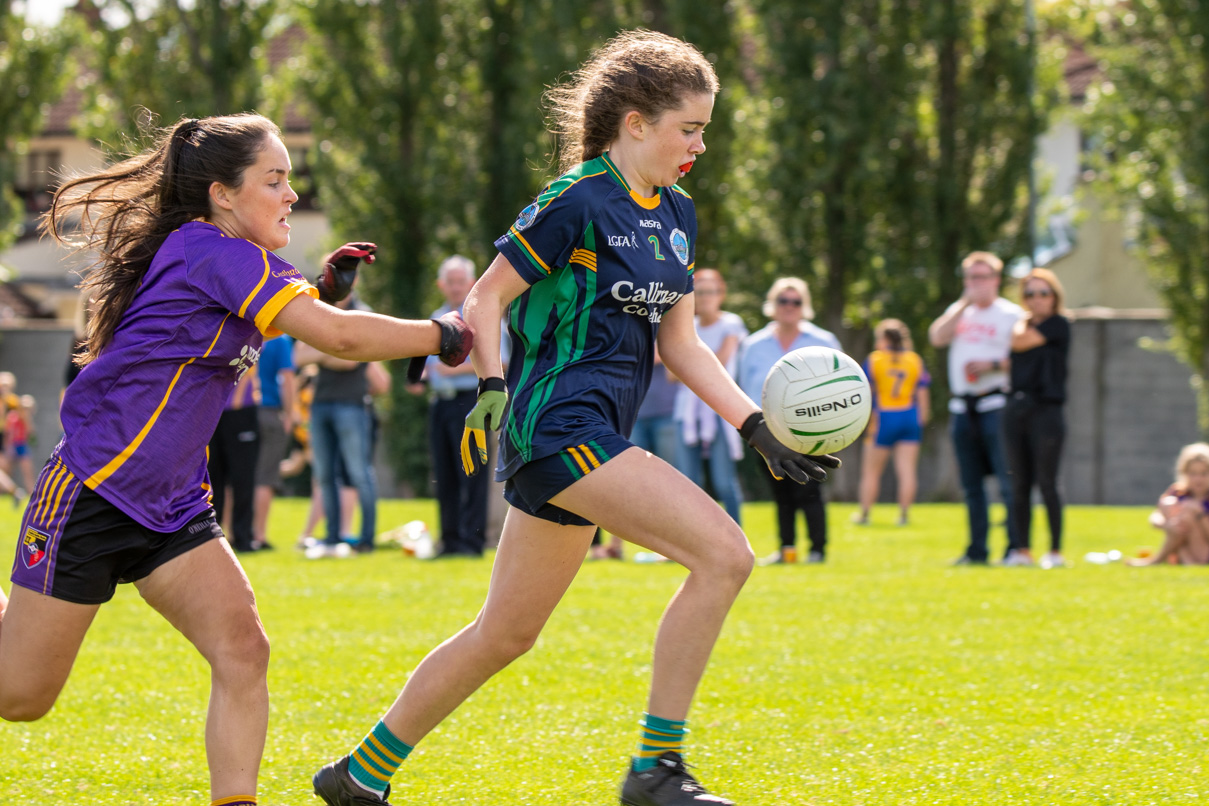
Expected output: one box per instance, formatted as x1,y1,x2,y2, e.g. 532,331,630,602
1009,314,1070,404
314,361,370,404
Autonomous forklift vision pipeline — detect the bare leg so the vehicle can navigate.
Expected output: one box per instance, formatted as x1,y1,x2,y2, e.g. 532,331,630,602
340,486,357,536
893,442,921,522
0,585,99,720
252,485,273,546
382,508,595,743
1131,513,1194,566
857,442,891,521
558,448,753,720
377,448,750,745
135,539,270,801
302,480,325,539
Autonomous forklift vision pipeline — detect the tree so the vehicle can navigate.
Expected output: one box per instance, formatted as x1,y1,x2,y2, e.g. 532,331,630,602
77,0,278,149
1077,0,1209,432
0,2,70,251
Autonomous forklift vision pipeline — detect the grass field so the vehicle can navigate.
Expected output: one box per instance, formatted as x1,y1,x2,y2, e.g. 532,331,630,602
2,498,1207,805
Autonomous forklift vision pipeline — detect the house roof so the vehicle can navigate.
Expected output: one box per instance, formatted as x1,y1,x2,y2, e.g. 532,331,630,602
1064,42,1099,103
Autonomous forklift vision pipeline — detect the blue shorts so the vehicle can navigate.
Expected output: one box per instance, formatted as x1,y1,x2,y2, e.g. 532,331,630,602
872,408,922,447
12,442,28,458
504,433,633,526
10,462,223,604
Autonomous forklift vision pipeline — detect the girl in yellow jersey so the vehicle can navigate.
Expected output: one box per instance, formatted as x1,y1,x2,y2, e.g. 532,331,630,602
855,319,931,525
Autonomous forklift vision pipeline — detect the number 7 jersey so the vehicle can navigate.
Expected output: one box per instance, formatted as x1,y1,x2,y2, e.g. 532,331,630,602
493,153,697,479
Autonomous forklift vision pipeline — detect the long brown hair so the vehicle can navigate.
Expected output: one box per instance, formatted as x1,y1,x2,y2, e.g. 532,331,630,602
544,29,719,175
42,113,281,365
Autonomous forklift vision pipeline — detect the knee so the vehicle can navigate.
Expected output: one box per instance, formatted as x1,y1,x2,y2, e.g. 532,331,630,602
710,536,755,591
475,622,541,667
210,620,271,682
0,688,56,722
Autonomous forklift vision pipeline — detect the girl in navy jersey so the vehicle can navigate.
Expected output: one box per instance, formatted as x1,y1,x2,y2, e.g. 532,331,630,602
312,31,837,806
0,113,471,806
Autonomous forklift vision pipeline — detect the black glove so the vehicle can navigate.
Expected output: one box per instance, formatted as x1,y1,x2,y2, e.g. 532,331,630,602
315,242,376,304
739,412,841,484
405,311,475,384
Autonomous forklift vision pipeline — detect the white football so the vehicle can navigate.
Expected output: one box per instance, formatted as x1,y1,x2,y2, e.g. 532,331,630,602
761,345,872,454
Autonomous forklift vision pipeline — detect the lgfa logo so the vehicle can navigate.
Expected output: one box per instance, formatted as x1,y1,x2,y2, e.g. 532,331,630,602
607,232,640,249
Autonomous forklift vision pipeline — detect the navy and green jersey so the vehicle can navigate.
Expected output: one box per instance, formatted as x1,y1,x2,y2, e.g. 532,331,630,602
493,153,697,478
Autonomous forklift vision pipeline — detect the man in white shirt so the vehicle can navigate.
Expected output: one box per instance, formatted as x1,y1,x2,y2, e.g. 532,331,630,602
929,251,1024,565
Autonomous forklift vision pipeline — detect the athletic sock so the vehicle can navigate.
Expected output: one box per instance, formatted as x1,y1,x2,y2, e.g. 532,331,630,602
211,797,256,806
633,712,687,771
348,720,413,796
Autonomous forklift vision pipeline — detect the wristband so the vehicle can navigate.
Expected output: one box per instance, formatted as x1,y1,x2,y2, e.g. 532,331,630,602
479,377,507,395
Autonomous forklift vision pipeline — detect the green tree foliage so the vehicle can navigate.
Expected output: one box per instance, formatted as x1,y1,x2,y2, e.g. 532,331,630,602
0,2,70,251
750,0,1049,356
77,0,277,149
1076,0,1209,432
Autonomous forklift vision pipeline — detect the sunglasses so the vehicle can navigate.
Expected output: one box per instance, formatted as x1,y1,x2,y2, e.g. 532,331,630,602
776,297,803,307
1023,289,1052,299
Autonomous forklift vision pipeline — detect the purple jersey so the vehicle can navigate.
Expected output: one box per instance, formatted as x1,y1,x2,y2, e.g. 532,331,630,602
58,221,316,531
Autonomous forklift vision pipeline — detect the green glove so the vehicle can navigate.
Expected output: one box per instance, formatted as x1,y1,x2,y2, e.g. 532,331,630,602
461,377,508,476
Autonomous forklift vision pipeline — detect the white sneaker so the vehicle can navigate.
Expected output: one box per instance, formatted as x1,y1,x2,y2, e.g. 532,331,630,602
304,542,352,560
1039,551,1067,569
1000,549,1035,567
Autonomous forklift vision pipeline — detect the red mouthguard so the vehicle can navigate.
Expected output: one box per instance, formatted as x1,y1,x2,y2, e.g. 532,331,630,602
679,162,694,173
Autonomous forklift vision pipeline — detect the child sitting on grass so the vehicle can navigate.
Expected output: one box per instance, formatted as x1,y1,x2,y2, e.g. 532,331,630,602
1130,442,1209,566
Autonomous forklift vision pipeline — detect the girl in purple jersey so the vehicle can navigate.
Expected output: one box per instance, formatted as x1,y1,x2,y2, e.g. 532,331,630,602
0,113,471,806
312,32,836,806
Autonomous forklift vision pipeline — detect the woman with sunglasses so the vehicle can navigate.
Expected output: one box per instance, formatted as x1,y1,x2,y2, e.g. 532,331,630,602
1002,268,1071,569
736,277,841,564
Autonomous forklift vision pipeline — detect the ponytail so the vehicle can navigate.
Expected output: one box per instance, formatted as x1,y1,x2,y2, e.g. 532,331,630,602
42,113,280,364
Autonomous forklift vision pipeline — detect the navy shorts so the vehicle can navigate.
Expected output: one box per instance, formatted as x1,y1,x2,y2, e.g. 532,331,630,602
504,433,634,526
872,408,923,447
10,460,223,605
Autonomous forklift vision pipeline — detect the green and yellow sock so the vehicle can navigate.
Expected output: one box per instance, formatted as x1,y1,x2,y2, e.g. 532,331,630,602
211,797,256,806
633,712,686,771
348,720,413,796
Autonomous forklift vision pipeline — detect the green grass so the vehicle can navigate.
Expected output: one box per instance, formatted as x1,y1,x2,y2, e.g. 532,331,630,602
2,498,1207,805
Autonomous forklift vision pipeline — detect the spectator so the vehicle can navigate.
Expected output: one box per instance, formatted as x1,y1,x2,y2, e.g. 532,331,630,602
0,371,18,480
737,277,840,564
673,268,747,524
928,251,1022,566
854,319,931,526
408,255,497,558
295,291,381,556
207,371,259,553
252,334,296,551
285,365,360,551
5,394,36,498
1130,442,1209,566
1004,268,1071,569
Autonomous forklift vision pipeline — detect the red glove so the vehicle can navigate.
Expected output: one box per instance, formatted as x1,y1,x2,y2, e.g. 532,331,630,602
315,242,375,304
405,311,474,383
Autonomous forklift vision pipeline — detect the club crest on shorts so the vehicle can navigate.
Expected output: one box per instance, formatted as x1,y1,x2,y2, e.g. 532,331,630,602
669,228,690,265
22,525,49,569
514,201,541,231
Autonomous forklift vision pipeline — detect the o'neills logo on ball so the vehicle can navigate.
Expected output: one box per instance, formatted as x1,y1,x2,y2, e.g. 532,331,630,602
794,392,863,418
